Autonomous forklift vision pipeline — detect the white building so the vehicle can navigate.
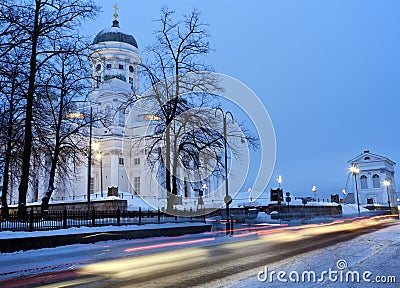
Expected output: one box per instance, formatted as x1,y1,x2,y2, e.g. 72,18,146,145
27,15,225,211
347,150,396,207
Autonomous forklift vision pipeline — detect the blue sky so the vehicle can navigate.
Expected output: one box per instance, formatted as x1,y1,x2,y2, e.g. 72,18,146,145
84,1,400,199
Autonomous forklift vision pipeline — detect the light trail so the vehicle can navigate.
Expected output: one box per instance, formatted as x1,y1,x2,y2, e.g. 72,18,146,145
124,237,216,253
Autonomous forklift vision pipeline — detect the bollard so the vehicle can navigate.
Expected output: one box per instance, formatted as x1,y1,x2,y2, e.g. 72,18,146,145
63,208,67,229
139,207,142,224
158,208,161,224
29,209,34,232
116,208,121,226
91,209,95,227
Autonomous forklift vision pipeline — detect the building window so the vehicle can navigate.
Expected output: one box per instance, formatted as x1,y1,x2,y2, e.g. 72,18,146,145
119,158,124,165
106,63,112,69
96,75,101,88
134,176,140,195
372,174,380,188
119,110,125,125
360,175,368,189
129,65,134,73
134,158,140,165
119,64,124,70
90,177,94,194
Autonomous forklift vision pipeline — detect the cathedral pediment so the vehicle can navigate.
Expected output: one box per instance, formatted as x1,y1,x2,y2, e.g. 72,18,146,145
348,150,395,166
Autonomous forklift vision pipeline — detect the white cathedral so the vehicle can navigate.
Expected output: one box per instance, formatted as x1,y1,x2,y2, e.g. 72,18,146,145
17,14,225,211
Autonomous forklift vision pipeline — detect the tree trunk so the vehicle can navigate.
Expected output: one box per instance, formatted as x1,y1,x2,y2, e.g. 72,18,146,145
1,70,18,218
17,0,40,217
165,125,173,210
40,152,59,213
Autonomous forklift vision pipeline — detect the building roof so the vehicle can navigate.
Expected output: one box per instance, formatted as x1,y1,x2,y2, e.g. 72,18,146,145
93,20,138,48
348,150,396,166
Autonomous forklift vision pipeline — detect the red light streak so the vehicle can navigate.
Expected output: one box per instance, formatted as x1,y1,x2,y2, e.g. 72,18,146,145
124,237,216,253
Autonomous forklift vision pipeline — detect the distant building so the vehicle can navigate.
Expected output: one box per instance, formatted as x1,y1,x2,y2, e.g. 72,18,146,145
346,150,396,206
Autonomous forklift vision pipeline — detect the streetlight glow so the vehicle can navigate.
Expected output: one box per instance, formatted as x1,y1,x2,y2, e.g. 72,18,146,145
349,165,360,174
383,178,391,211
92,142,100,151
350,163,361,216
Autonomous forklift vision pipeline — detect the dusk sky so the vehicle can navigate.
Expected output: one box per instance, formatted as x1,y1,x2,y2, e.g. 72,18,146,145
84,1,400,199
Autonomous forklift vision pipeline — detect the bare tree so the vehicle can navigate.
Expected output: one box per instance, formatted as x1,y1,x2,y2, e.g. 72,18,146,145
0,47,27,216
0,0,98,215
34,39,94,213
138,8,258,212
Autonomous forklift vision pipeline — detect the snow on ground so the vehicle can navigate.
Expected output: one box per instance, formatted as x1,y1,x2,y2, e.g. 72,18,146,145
201,222,400,288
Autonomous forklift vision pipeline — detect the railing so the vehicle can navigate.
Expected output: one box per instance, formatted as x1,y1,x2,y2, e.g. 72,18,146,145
0,208,206,232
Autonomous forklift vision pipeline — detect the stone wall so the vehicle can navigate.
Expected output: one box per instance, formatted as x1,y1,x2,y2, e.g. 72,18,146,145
7,199,128,213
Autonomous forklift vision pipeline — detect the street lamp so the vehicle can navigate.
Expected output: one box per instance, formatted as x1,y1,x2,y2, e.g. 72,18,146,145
350,164,360,216
87,107,93,212
277,175,282,188
67,104,93,212
202,183,208,196
215,108,233,235
312,185,317,201
342,189,346,203
383,178,391,212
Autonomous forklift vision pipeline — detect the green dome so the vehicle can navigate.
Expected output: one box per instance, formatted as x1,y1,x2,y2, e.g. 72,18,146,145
93,20,138,48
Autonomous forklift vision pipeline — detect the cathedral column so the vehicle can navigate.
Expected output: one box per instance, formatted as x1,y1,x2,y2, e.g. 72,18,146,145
110,150,120,188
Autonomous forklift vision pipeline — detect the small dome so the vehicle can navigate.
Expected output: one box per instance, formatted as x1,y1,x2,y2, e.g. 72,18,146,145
93,20,138,48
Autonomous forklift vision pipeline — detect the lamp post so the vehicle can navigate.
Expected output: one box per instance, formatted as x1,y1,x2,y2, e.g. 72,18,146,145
87,107,93,213
68,102,94,213
383,178,391,212
202,183,208,196
216,108,233,235
350,164,360,216
342,189,346,204
312,185,317,201
277,175,282,188
277,176,282,222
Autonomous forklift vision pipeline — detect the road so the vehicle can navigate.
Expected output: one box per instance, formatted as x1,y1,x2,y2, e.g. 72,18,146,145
0,215,397,287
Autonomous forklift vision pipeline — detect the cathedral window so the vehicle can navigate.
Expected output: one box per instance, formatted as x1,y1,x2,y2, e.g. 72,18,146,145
134,176,140,195
119,158,124,165
129,65,134,73
134,158,140,165
104,105,112,117
360,175,368,189
96,75,101,88
119,64,124,70
106,63,111,69
372,174,380,188
90,177,95,194
119,109,125,125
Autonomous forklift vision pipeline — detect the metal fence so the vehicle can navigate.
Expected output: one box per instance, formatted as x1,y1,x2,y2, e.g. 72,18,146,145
0,208,206,232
